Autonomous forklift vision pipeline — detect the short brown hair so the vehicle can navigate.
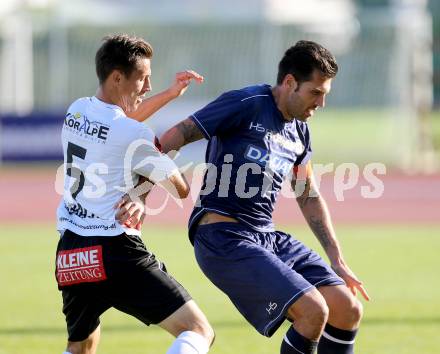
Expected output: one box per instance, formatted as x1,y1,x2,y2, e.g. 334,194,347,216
277,40,338,85
95,34,153,84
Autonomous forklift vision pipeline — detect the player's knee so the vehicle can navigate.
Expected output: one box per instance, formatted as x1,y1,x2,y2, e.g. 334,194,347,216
206,326,216,347
174,313,215,346
308,300,329,328
66,342,79,354
66,340,87,354
160,300,215,345
191,319,215,346
184,309,215,345
338,292,363,326
288,290,329,329
349,298,363,326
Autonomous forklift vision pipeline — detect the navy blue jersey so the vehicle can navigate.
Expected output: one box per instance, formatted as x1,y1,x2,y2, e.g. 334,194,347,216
189,85,312,242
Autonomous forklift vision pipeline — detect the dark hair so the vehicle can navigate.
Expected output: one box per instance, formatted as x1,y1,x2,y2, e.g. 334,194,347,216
95,34,153,84
276,40,338,85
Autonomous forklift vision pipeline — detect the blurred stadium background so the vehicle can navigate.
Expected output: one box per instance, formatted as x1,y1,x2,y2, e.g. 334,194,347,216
0,0,439,353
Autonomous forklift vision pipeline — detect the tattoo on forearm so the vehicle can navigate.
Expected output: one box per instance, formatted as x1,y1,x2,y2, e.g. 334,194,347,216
293,176,318,209
296,193,310,209
176,119,204,144
309,215,332,250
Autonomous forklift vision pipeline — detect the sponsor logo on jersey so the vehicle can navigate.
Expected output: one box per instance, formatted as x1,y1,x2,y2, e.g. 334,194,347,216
244,145,292,175
249,122,305,154
64,112,109,143
64,201,95,219
266,131,304,155
56,246,107,286
249,122,267,133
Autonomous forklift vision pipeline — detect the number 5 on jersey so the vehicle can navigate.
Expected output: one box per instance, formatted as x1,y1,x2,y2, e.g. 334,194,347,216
66,142,87,199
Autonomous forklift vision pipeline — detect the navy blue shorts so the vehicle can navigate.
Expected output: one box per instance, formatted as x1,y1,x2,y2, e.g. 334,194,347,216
193,222,344,337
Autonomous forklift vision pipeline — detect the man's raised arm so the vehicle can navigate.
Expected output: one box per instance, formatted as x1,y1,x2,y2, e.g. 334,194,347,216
129,71,204,122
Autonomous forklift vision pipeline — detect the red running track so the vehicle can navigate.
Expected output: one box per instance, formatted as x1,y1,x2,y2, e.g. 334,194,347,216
0,167,439,226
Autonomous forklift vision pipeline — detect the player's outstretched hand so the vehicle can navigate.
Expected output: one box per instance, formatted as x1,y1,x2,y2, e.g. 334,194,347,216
114,194,146,230
332,262,370,301
168,70,204,98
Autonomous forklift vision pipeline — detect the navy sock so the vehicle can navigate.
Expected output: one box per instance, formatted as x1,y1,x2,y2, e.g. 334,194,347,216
280,327,318,354
317,323,358,354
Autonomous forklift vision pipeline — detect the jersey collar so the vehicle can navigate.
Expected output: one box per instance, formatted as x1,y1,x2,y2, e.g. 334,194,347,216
91,96,125,114
266,85,292,125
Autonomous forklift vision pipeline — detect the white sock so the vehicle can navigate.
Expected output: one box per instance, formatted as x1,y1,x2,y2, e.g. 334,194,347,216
166,331,210,354
62,352,72,354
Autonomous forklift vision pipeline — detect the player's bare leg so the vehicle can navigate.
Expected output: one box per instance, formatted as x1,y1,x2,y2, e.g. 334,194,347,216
281,288,328,353
159,300,215,354
317,285,363,353
319,285,363,329
64,325,100,354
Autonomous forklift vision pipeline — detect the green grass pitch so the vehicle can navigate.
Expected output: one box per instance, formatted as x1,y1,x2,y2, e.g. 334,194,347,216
0,223,439,354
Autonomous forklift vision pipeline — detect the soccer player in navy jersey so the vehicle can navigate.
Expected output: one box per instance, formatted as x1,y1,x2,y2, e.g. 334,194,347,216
123,40,369,354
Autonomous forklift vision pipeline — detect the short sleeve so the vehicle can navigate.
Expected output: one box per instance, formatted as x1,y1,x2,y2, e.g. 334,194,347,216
190,90,245,139
129,125,179,183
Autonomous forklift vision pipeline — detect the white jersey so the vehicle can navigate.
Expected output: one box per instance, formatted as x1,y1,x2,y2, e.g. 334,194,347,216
57,96,178,237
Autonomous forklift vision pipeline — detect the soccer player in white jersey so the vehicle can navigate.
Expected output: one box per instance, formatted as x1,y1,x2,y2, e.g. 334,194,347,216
55,34,214,354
